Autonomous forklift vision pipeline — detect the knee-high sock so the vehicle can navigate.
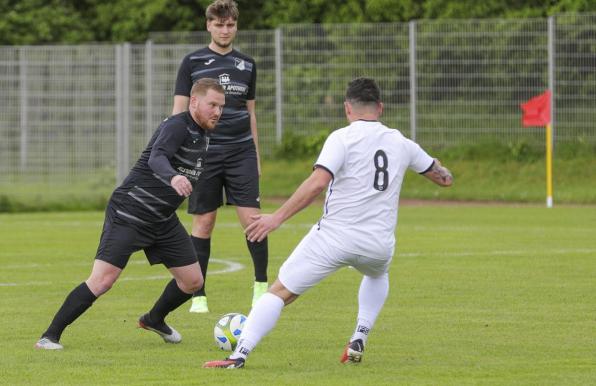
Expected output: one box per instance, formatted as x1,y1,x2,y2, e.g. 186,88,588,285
149,279,192,323
246,237,268,283
191,236,210,297
351,273,389,345
42,282,97,342
230,292,284,360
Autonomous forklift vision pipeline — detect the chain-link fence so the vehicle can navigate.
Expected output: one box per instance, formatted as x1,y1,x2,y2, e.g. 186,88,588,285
1,14,595,189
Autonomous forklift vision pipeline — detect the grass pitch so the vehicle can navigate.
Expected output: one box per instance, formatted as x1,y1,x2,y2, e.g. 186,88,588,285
0,204,595,385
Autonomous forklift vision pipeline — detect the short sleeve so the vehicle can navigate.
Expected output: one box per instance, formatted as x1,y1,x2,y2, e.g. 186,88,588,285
174,56,192,97
406,139,434,174
247,60,256,100
314,131,345,178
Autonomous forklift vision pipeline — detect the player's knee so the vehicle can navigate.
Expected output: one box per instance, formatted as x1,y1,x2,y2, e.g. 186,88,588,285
191,214,216,237
180,276,203,293
86,275,117,296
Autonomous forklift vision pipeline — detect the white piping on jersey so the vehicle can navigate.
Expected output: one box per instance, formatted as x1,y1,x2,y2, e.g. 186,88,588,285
133,186,174,207
152,173,171,187
116,209,173,224
173,153,197,167
127,192,169,221
185,126,200,135
180,145,204,153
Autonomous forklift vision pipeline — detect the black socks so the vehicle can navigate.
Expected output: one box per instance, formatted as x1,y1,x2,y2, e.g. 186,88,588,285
191,236,210,297
149,279,192,323
247,237,268,283
42,282,97,342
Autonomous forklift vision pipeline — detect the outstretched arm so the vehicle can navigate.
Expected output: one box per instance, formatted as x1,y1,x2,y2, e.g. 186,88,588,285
423,159,453,187
245,167,332,242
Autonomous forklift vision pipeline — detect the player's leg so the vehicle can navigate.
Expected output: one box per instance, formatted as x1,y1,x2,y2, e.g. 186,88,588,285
36,260,123,349
187,153,224,313
225,141,268,307
236,205,268,306
203,279,296,368
203,228,340,368
188,211,217,313
35,205,133,350
341,257,390,363
140,220,203,342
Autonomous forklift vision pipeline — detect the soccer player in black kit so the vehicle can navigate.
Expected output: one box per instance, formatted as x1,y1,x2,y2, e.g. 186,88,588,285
171,0,268,313
34,79,225,350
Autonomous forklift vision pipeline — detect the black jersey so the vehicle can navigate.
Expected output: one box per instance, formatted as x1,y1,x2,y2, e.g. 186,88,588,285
110,112,209,224
174,47,256,146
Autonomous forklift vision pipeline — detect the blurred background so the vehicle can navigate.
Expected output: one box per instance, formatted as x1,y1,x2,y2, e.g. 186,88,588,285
1,1,595,210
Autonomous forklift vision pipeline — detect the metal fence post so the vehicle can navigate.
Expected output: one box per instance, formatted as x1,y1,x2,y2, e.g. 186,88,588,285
275,28,283,144
116,43,131,185
548,16,556,142
409,21,417,141
145,39,154,140
19,47,28,172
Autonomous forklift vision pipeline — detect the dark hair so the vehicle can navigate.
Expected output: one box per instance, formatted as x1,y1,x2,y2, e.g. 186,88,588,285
345,77,381,106
190,78,225,96
206,0,239,21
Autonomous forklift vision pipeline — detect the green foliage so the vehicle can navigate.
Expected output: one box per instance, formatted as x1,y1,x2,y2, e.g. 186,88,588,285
0,0,93,44
1,0,594,44
273,130,329,159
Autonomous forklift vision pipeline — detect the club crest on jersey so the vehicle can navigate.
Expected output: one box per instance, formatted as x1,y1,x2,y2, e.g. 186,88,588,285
234,58,246,71
218,73,230,84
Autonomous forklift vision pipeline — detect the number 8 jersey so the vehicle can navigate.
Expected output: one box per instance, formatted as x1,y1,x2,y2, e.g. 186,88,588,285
314,120,434,259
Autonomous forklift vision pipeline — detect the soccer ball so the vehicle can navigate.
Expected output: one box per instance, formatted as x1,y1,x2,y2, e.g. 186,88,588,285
213,312,247,351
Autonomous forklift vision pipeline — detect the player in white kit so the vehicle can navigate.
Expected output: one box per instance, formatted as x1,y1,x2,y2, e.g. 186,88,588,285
203,77,453,369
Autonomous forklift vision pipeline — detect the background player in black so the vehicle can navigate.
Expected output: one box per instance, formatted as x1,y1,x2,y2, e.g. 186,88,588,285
35,79,225,350
172,0,268,313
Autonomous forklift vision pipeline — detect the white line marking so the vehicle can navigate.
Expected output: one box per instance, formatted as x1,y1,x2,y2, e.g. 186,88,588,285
0,258,244,287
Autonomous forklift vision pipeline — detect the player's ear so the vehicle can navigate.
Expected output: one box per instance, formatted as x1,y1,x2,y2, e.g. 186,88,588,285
189,95,198,109
344,101,351,117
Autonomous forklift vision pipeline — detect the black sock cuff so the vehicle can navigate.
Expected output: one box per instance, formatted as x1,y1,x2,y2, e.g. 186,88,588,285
167,278,192,297
78,282,98,303
247,237,268,282
246,236,268,250
190,236,211,256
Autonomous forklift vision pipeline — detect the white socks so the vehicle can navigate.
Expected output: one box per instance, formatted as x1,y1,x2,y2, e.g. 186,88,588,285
351,273,389,345
230,292,285,360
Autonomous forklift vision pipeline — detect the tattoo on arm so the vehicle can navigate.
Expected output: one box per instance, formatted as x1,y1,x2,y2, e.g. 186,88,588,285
426,161,453,186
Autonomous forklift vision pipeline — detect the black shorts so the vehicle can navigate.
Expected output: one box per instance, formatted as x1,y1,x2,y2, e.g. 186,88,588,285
95,204,198,269
188,140,260,214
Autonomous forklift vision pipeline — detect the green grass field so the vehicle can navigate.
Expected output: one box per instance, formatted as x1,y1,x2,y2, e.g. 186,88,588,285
1,204,595,385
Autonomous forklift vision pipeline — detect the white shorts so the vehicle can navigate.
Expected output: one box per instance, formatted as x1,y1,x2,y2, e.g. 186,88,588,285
278,226,392,295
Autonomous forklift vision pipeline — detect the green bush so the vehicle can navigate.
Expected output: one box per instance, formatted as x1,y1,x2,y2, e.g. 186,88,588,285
273,130,329,160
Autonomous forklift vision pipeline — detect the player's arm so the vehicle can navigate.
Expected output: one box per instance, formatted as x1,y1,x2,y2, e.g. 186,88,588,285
172,95,190,115
171,56,191,115
422,159,453,187
247,99,261,176
245,167,332,242
148,122,192,197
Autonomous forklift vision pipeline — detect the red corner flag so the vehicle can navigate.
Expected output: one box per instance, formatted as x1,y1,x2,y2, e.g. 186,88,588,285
520,90,551,127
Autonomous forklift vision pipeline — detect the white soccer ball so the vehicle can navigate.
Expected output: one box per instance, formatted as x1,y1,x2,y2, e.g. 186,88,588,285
213,312,247,351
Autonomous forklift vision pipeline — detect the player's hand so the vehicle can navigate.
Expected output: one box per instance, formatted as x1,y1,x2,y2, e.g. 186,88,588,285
171,175,193,197
245,214,281,242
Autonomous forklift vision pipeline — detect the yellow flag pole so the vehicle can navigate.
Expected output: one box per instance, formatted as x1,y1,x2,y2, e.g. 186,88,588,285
546,123,553,208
